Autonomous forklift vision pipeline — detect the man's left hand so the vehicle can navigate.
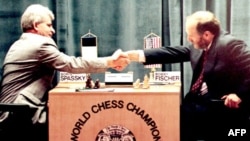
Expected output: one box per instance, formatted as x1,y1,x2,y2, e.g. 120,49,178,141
221,93,242,108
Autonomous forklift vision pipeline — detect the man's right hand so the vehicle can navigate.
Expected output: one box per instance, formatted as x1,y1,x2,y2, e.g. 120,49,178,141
107,49,130,71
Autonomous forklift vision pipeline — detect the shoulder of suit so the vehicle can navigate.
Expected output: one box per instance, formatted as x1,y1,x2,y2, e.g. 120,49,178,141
21,33,56,46
214,31,241,46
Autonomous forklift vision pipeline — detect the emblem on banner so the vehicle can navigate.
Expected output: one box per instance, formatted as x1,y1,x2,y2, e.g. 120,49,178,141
143,32,162,68
95,125,136,141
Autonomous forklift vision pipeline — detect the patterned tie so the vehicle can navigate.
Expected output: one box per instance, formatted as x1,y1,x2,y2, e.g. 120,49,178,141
191,51,207,94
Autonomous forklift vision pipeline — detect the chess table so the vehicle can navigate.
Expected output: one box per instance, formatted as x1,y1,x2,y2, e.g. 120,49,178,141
48,82,181,141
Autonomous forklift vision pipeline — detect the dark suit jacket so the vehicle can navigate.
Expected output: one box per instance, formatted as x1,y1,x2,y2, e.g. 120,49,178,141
143,30,250,108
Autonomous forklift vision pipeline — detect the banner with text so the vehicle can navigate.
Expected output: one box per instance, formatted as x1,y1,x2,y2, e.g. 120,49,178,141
59,72,87,82
154,71,180,83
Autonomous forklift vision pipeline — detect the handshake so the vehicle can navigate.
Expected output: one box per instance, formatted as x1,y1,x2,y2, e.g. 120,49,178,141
106,49,139,71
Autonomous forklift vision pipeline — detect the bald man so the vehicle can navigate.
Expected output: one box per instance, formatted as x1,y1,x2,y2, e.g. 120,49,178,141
125,11,250,141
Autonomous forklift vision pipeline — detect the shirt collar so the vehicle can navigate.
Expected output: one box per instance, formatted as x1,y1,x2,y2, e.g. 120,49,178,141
204,40,213,51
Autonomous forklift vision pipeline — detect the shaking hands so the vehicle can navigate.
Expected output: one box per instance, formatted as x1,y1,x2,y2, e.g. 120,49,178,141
107,49,130,71
107,49,140,71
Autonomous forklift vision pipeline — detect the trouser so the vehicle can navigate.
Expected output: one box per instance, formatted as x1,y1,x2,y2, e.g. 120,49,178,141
180,96,250,141
0,106,48,141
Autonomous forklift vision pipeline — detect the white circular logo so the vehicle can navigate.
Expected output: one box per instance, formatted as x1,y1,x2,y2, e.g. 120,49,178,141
95,125,136,141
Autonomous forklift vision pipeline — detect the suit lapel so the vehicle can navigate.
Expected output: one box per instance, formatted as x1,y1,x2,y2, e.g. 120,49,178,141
190,50,204,84
191,41,217,83
192,49,203,70
204,35,219,74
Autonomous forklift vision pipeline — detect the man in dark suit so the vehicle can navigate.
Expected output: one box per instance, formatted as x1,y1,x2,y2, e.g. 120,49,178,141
125,11,250,141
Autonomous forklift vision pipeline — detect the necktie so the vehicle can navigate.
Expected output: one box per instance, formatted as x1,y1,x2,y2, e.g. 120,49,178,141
191,51,207,94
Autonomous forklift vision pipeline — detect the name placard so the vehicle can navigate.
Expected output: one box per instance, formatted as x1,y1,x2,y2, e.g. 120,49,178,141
154,71,180,83
105,72,133,85
59,72,86,82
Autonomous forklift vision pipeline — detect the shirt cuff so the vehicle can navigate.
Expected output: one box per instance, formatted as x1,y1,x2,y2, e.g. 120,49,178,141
138,50,146,62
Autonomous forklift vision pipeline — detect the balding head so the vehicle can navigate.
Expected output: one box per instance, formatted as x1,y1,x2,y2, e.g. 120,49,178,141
186,11,220,36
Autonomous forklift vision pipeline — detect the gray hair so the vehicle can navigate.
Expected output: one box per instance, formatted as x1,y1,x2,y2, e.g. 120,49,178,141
186,11,220,36
21,4,54,32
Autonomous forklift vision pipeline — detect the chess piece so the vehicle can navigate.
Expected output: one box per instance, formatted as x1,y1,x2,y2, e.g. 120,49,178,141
142,74,150,89
94,79,100,89
133,79,140,89
85,74,93,89
149,67,155,82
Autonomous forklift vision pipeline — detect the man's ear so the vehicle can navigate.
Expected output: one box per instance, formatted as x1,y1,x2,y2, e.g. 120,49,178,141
203,31,214,40
32,22,39,31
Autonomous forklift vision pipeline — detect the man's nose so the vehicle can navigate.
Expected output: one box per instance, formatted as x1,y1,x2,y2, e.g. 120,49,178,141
187,36,193,43
51,27,55,34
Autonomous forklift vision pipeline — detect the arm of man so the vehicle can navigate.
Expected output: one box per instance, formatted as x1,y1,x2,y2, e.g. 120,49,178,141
39,42,129,73
126,46,190,64
220,40,250,109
